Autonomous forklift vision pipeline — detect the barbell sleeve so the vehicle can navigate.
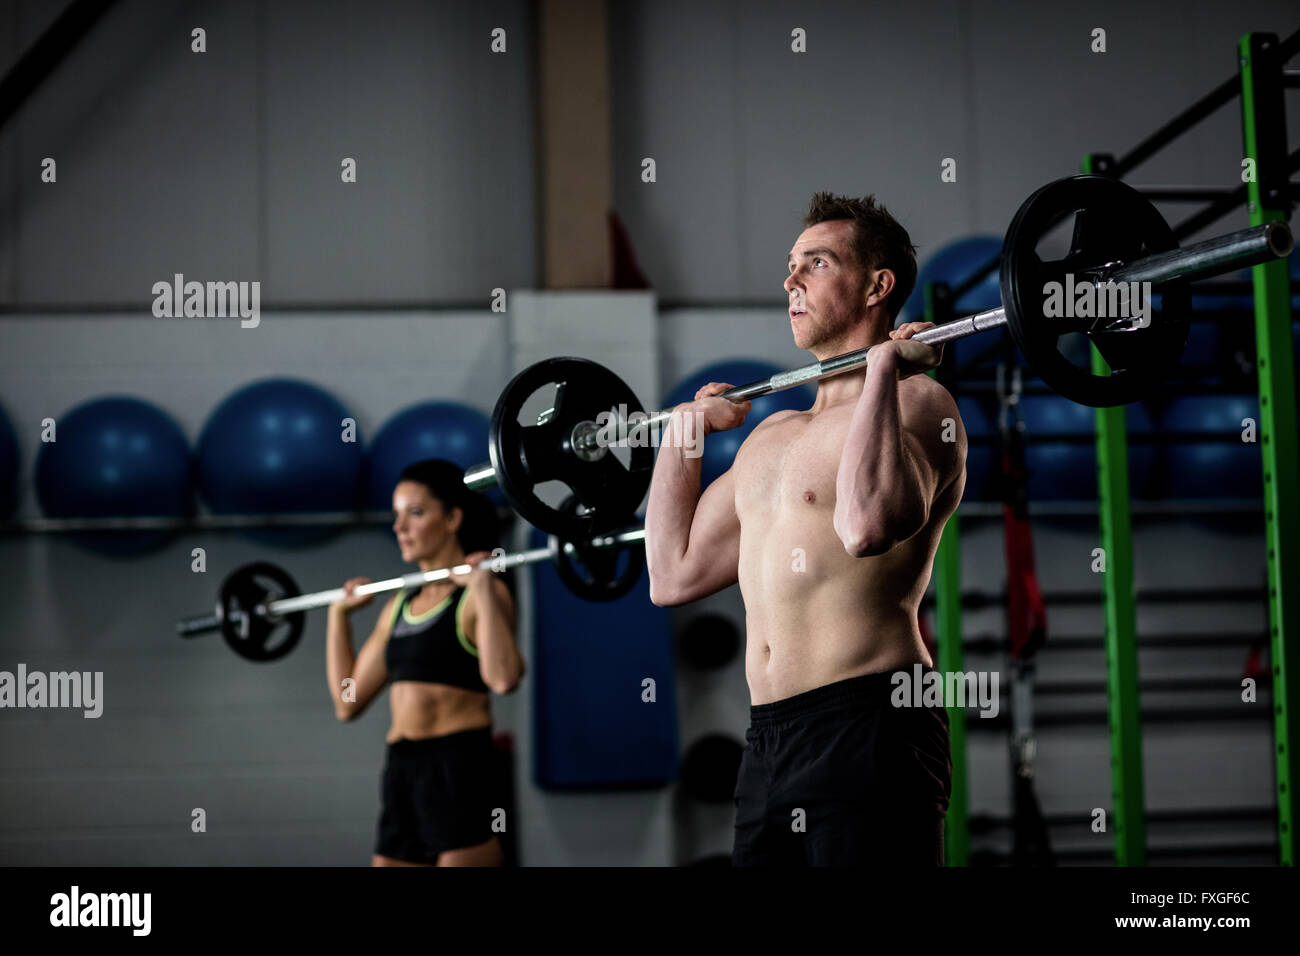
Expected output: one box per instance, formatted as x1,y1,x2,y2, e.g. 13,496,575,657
1097,221,1292,285
177,611,224,637
256,527,647,618
463,462,498,491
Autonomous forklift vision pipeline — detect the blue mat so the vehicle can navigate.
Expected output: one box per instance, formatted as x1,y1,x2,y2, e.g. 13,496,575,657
530,526,679,790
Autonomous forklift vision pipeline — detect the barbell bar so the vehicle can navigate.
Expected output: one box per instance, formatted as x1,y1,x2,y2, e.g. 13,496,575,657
267,526,646,617
177,523,648,662
461,176,1293,538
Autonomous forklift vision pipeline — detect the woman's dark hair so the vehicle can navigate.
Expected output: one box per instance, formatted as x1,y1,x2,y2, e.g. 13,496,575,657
396,458,513,592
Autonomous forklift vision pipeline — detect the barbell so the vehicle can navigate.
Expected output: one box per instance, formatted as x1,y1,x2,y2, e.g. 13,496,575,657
458,175,1294,539
177,521,648,662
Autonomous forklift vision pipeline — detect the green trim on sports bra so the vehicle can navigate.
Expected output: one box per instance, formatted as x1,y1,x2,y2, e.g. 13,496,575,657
456,588,477,657
387,586,477,659
403,590,454,625
386,587,453,632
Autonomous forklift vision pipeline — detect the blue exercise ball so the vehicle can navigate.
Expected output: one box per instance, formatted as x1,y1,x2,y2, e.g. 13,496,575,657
1293,251,1300,311
1293,251,1299,312
1017,397,1154,501
664,360,814,490
35,396,192,555
957,397,995,502
905,235,1010,368
1191,267,1256,313
1181,321,1222,375
1124,403,1157,499
198,379,363,547
906,235,1003,319
1161,395,1262,499
0,402,17,520
1019,396,1095,501
366,402,495,510
1190,254,1298,314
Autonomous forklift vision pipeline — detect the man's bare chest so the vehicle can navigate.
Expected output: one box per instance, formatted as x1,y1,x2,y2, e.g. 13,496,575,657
732,410,851,516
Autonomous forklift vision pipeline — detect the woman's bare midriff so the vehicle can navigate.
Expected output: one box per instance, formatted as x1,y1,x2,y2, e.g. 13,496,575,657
387,680,491,742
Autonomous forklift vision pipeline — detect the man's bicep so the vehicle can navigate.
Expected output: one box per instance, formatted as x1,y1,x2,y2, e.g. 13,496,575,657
682,464,741,586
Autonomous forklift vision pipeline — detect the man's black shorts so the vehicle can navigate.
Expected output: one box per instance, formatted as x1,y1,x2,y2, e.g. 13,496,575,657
732,669,952,867
374,727,497,863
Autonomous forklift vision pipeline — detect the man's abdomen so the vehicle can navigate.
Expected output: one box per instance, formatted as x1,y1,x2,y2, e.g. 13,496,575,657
742,601,929,704
737,514,938,704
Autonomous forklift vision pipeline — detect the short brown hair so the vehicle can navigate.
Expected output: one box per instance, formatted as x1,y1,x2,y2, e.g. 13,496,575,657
803,192,917,322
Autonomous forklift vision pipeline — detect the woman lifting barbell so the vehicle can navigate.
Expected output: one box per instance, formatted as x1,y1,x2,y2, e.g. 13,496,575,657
326,458,525,867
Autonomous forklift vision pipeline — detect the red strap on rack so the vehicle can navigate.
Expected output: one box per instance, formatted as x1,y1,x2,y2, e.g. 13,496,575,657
1002,428,1047,661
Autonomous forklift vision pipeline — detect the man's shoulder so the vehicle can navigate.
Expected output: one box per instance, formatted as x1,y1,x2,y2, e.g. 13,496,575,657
901,373,960,419
732,407,804,460
900,378,965,479
753,407,804,429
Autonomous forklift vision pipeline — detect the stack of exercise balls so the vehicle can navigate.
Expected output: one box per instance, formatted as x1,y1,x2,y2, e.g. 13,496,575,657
23,383,502,554
1160,395,1262,499
1017,397,1157,501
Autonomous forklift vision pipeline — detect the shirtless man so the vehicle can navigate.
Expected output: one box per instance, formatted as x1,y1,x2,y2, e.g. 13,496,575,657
646,192,965,866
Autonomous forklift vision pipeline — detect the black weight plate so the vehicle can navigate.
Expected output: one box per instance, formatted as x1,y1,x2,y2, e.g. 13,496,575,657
490,357,654,539
218,562,304,662
1000,175,1190,407
547,497,644,602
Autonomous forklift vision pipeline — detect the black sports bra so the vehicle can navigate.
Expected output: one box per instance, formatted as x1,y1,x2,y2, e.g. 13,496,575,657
384,586,488,693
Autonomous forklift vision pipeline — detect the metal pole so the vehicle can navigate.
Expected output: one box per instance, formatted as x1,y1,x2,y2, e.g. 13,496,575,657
1240,31,1299,866
1082,151,1148,867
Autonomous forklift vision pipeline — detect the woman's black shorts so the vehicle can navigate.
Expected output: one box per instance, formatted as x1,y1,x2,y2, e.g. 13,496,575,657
374,727,497,863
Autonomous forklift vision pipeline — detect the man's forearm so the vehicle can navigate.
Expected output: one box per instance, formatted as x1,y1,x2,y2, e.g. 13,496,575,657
645,407,703,586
